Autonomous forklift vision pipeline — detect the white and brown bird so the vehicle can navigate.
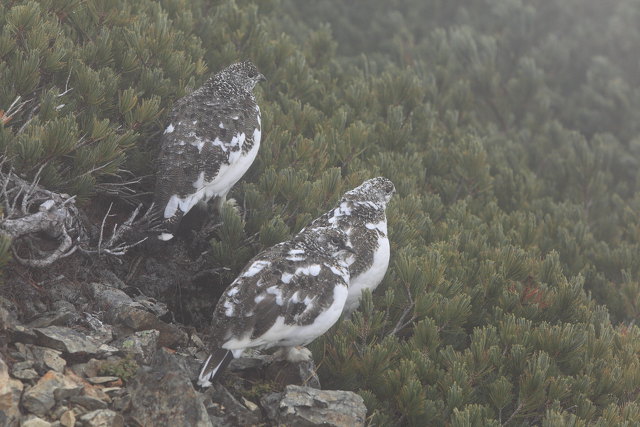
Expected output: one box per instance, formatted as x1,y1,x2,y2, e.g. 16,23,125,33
154,60,265,240
197,226,354,387
306,177,395,315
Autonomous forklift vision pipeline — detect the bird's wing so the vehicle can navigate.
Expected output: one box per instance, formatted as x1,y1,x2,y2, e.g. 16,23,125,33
213,255,347,344
153,92,260,219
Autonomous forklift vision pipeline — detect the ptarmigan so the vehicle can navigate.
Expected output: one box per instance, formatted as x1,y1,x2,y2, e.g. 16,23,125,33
197,226,354,387
154,60,265,240
306,177,395,315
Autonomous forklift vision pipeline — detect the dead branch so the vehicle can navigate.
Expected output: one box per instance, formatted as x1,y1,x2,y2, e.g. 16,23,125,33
0,159,150,268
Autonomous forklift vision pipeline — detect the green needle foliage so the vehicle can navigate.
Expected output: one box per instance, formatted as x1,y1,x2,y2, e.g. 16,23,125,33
3,0,640,424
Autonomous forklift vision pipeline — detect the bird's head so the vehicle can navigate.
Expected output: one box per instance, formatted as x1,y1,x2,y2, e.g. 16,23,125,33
343,177,396,207
222,60,266,92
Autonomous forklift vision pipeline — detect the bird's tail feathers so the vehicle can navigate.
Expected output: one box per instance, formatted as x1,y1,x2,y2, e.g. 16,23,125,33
197,348,233,387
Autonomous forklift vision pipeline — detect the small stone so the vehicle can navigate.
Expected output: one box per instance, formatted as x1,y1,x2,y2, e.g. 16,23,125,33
60,410,75,427
33,326,100,355
126,349,211,426
113,329,159,364
42,348,67,372
69,359,103,378
113,306,187,348
21,416,52,427
263,385,367,427
23,345,67,374
80,313,113,344
96,344,120,357
0,356,24,425
0,302,18,332
132,295,169,318
9,324,38,343
88,283,135,311
11,367,39,380
204,384,263,426
64,369,112,403
70,395,108,410
27,309,76,328
51,405,69,420
22,371,83,417
242,397,259,412
11,360,34,370
87,376,120,384
189,333,206,349
79,409,124,427
266,358,321,389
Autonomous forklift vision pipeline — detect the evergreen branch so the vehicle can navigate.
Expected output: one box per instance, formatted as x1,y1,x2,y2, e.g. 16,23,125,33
503,401,523,426
390,284,416,335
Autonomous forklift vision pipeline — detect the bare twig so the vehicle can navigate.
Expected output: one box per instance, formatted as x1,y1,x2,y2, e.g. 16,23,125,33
390,282,416,335
0,156,150,267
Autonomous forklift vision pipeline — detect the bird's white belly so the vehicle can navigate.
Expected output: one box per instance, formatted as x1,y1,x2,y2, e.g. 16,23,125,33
203,131,261,200
223,284,348,351
344,235,390,314
162,134,261,219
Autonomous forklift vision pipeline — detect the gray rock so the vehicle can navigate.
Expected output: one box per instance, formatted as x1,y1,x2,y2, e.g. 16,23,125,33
0,356,24,427
41,348,67,372
126,349,211,427
11,367,39,380
79,409,124,427
266,359,321,389
52,300,76,313
21,416,52,427
0,302,18,333
86,376,120,385
204,384,263,426
88,283,136,312
112,329,159,364
69,359,103,378
112,306,187,348
33,326,100,355
96,344,120,358
79,313,113,343
132,295,169,318
21,371,83,417
88,283,186,348
9,324,38,344
262,385,367,427
27,309,77,328
59,409,75,427
27,346,67,373
11,360,34,370
70,395,109,410
228,355,321,389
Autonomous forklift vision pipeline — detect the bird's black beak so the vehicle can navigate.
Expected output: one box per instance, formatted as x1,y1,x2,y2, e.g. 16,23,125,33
258,73,267,82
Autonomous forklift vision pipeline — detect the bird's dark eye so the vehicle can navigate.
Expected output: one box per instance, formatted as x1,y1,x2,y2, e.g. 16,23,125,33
248,71,257,78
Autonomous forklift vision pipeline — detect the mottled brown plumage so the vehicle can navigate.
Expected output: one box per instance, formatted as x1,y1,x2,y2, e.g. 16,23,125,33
154,61,265,240
197,227,354,387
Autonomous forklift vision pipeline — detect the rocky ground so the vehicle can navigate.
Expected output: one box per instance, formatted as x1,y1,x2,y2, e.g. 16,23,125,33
0,237,367,426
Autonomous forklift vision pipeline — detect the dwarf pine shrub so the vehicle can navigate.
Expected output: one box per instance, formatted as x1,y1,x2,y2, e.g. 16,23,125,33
2,0,640,425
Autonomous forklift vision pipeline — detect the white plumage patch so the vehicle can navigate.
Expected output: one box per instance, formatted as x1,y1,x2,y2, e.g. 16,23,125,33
343,233,390,313
243,260,271,277
222,283,348,350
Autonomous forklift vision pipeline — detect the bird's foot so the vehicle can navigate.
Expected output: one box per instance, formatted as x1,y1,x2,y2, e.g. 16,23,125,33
272,346,312,363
